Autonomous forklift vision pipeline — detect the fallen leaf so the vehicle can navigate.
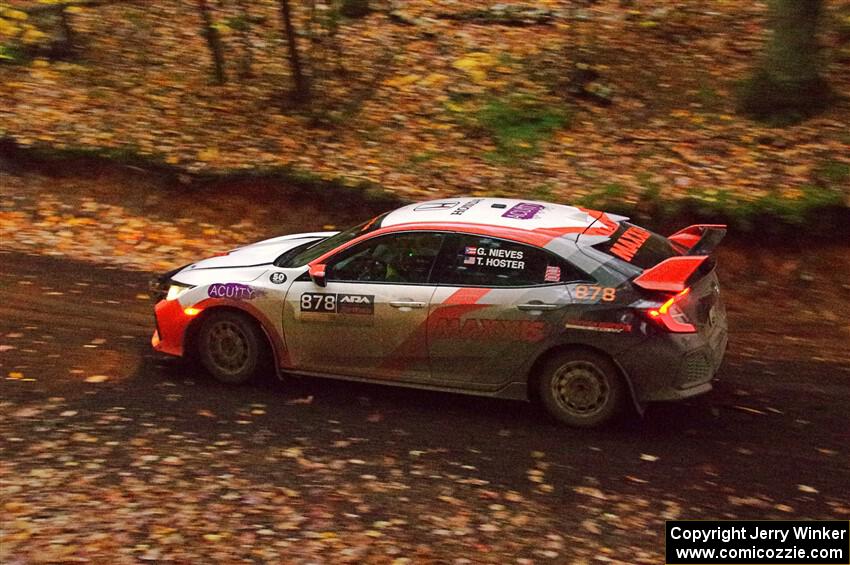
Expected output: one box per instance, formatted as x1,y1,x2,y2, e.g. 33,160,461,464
85,375,110,383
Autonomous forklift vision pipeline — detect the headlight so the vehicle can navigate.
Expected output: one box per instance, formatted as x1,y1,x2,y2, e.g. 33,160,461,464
166,283,194,301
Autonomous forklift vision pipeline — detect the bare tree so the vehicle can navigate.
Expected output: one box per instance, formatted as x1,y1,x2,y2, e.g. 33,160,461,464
279,0,309,102
233,0,254,78
197,0,226,84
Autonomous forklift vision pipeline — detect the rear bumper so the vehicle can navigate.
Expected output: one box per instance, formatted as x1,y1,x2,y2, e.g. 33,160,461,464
616,325,728,403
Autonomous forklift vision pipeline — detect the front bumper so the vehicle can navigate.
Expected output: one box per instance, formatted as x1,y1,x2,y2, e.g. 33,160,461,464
151,299,193,357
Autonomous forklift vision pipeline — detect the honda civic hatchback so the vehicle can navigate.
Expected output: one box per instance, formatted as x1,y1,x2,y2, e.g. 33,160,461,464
150,198,728,427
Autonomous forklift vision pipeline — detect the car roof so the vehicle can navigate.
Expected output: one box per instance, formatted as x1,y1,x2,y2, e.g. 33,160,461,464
382,197,600,232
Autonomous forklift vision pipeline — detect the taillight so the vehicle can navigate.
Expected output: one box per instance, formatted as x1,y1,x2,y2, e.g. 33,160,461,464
645,287,696,333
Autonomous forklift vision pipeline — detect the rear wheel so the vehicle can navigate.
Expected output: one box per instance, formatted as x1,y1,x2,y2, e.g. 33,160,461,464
196,310,268,384
537,350,625,428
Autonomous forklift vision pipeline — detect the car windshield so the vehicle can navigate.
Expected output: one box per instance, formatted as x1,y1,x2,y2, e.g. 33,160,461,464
276,213,389,268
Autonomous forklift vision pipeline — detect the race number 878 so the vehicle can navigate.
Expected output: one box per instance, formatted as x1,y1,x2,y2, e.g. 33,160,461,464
301,293,337,313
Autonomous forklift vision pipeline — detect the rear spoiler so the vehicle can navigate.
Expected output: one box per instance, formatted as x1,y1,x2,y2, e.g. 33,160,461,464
668,224,727,256
632,224,726,292
633,256,709,292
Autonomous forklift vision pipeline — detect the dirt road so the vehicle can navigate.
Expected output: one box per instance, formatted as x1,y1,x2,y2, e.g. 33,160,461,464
2,250,848,563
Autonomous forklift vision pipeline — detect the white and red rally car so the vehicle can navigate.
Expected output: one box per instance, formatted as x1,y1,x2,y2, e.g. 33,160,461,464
151,198,727,427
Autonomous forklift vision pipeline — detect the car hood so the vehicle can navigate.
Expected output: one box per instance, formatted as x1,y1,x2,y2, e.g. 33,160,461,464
182,231,337,271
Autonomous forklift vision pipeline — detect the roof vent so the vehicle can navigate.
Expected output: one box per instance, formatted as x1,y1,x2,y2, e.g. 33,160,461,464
490,203,507,209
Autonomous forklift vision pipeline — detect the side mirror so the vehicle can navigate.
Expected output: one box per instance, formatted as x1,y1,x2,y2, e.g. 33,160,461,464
308,263,327,287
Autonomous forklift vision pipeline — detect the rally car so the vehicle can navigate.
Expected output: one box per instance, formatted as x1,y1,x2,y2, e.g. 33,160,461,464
150,198,728,427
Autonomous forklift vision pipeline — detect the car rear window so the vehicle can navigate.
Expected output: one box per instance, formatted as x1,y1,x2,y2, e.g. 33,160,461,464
432,234,589,287
591,222,679,270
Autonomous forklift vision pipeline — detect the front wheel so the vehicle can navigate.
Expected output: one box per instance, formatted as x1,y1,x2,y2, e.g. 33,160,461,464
195,310,268,384
537,350,625,428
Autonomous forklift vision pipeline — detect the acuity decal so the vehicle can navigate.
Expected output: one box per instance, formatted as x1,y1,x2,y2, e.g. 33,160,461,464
208,283,264,300
502,202,545,220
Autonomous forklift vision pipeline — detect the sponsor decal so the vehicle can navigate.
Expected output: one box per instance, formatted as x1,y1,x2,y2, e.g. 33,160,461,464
300,293,374,315
269,272,287,284
609,226,651,262
544,265,561,282
415,201,459,211
564,320,631,333
502,202,545,220
208,283,263,300
573,285,617,302
450,199,483,216
338,293,375,315
430,317,549,343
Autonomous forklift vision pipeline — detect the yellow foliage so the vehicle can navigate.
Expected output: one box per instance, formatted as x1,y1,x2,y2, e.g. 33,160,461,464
384,74,420,87
453,52,497,70
3,9,28,21
420,73,448,87
197,147,219,161
0,17,20,38
452,52,498,84
22,26,46,44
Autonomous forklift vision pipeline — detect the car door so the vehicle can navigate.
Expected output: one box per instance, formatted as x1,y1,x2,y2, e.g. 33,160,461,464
282,232,444,381
427,233,589,391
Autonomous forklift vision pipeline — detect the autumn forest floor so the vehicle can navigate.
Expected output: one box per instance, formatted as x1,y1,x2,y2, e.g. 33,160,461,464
0,164,849,563
2,0,850,562
1,0,849,230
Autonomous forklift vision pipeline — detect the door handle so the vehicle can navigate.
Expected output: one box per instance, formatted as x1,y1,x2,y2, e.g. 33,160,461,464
390,301,426,309
517,303,561,311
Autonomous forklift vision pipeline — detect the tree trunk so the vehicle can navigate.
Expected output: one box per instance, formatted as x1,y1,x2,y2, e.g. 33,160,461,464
197,0,226,84
56,8,76,55
739,0,830,121
234,0,254,77
279,0,309,102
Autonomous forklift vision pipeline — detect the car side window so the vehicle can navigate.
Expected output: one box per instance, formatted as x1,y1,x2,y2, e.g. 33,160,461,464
431,234,588,287
326,232,444,284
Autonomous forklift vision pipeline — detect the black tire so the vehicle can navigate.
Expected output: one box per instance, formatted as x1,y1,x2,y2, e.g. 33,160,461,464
195,310,268,384
537,350,625,428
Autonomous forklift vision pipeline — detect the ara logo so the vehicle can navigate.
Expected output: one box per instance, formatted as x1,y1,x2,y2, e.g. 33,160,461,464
338,293,374,315
339,294,373,304
414,201,458,211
